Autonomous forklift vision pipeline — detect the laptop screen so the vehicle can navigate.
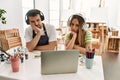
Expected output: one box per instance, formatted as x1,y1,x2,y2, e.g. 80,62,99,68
41,50,79,75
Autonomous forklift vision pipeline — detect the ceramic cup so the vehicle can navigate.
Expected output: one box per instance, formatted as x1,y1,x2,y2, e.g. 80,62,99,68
86,58,94,69
11,56,20,72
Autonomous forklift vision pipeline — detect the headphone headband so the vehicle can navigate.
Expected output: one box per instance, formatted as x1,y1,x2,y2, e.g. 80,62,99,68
67,13,86,26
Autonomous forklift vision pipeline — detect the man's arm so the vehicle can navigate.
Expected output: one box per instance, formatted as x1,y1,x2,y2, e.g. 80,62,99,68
35,41,57,50
26,32,41,52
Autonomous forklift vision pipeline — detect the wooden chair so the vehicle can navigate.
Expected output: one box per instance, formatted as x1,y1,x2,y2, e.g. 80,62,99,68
87,22,107,55
87,23,101,55
90,28,101,55
92,37,101,55
56,27,67,50
0,28,22,51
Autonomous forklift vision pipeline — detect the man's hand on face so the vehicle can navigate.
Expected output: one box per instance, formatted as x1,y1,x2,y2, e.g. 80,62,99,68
32,24,42,33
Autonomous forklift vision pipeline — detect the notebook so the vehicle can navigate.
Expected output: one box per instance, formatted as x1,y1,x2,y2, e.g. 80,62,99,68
41,50,79,75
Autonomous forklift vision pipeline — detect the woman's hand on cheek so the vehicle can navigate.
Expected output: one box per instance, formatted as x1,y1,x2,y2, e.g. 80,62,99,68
71,31,77,37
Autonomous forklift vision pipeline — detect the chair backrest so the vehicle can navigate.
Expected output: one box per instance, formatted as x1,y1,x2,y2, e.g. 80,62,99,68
0,28,22,51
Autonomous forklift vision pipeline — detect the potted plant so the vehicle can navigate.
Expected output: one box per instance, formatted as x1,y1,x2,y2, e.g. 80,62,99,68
0,9,7,24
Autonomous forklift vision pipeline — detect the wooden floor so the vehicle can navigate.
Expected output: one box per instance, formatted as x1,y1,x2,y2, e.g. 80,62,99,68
102,50,120,80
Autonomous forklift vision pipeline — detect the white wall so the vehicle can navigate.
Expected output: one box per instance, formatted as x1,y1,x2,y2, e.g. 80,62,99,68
116,0,120,27
0,0,23,30
0,0,25,46
35,0,49,23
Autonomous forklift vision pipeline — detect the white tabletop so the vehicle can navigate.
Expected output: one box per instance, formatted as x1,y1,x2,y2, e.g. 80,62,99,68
0,51,104,80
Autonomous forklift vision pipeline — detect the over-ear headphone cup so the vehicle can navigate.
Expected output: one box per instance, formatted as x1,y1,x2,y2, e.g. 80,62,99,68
40,12,45,21
26,19,29,24
41,16,44,21
40,15,44,21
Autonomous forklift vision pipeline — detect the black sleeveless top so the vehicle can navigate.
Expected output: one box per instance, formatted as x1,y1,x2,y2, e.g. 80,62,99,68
32,24,49,46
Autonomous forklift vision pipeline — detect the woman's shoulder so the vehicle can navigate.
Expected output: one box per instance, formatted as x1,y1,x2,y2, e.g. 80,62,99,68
85,31,92,36
84,31,92,44
66,32,70,36
65,33,71,40
85,30,92,39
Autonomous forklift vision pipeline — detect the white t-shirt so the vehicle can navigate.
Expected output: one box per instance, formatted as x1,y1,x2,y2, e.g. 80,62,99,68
24,24,57,43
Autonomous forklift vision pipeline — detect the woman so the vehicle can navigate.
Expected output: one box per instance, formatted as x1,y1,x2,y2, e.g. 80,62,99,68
65,14,92,54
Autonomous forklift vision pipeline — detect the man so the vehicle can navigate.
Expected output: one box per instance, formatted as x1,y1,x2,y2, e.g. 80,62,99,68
24,9,57,52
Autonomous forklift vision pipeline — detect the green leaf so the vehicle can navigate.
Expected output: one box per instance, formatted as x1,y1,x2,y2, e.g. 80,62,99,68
0,9,7,24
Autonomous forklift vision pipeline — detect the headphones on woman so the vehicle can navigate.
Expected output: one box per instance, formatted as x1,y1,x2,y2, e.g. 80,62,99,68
67,13,86,27
25,9,45,25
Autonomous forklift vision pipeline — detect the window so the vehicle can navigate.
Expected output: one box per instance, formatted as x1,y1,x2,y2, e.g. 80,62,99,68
49,0,110,28
22,0,34,28
49,0,60,28
49,0,72,28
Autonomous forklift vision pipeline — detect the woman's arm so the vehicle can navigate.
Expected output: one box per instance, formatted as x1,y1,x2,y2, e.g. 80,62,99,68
65,32,77,49
73,43,92,54
74,31,92,54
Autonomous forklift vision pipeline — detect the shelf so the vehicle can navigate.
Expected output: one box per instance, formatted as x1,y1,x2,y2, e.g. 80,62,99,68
106,36,120,53
107,50,119,53
0,29,22,51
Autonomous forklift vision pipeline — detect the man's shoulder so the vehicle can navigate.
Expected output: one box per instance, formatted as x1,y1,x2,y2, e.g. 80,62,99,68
45,23,55,30
45,23,54,27
25,26,32,31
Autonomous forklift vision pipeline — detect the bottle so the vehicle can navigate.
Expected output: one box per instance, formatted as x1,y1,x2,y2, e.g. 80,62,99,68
24,47,29,60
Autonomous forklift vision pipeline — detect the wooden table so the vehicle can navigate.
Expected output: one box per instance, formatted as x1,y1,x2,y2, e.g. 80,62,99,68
0,51,104,80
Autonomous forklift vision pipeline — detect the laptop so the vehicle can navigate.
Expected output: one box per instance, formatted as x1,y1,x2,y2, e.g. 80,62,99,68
41,50,79,75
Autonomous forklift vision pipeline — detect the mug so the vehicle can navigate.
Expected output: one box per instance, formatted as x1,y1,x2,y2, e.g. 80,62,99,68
11,56,20,72
86,58,94,69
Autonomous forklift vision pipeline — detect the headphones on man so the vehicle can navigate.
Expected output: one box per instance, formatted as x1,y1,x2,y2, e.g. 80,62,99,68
25,9,45,25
